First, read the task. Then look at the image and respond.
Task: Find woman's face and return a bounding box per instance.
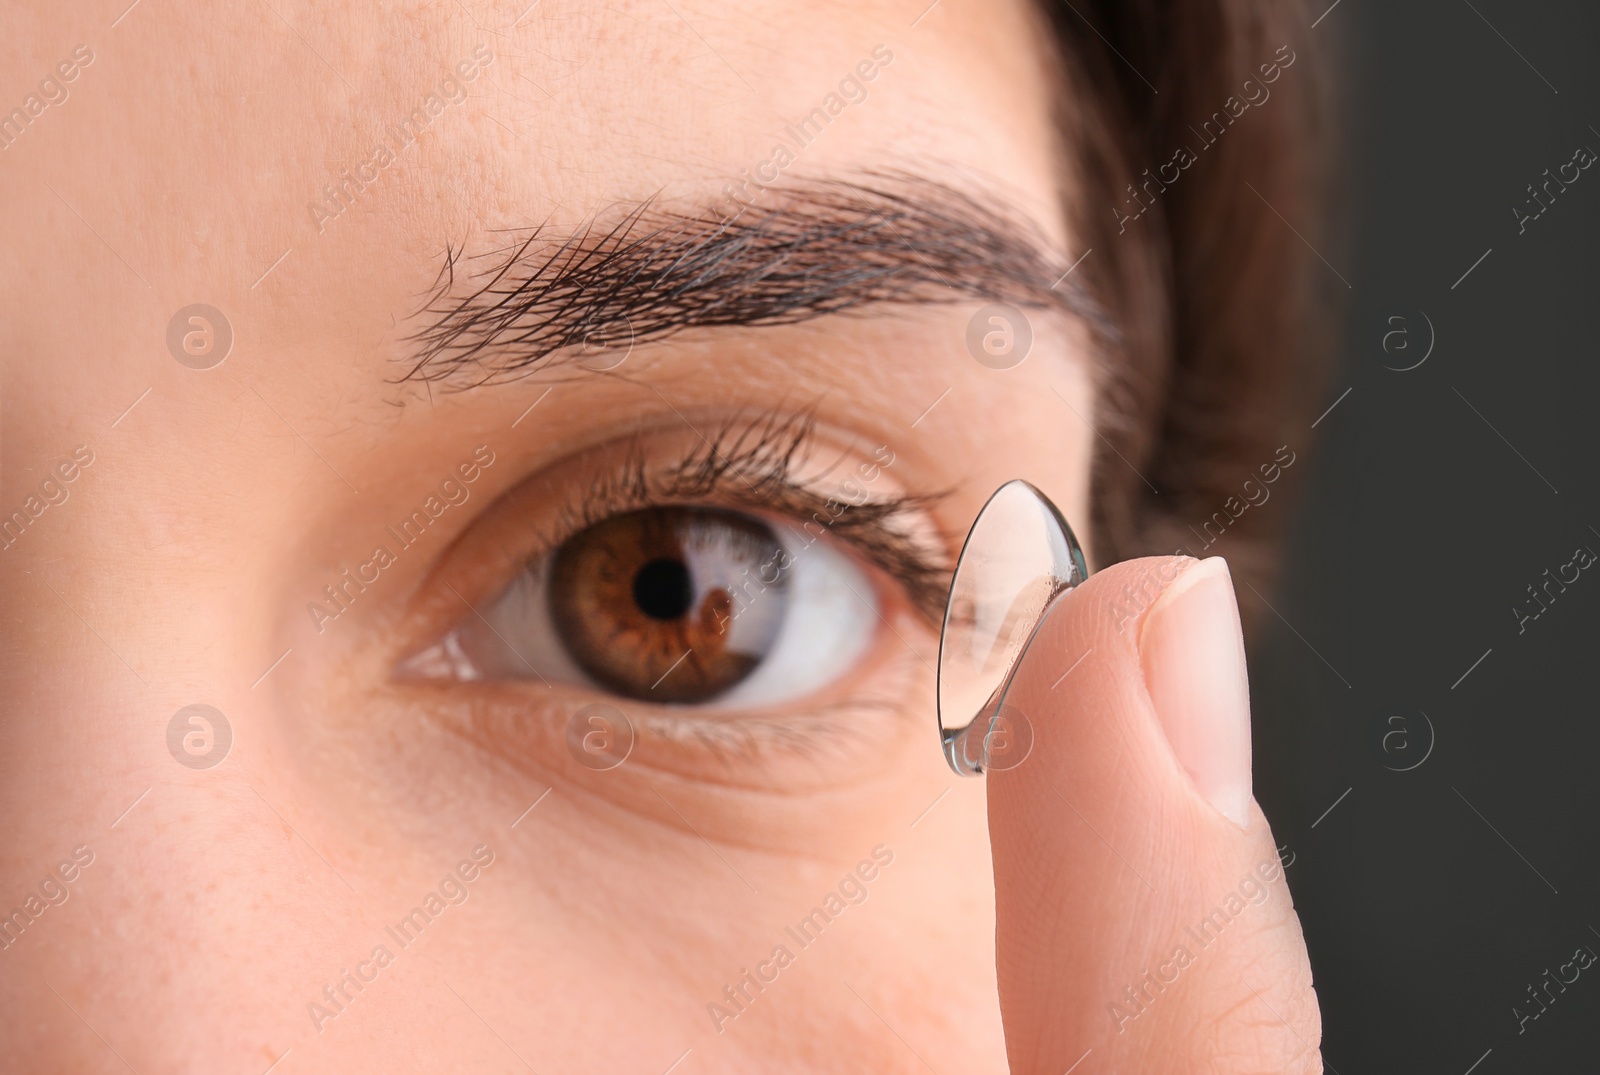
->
[1,0,1097,1069]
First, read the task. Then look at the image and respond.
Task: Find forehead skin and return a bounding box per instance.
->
[0,1,1093,1072]
[4,0,1068,324]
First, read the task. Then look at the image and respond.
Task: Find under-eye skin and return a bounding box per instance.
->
[399,412,951,742]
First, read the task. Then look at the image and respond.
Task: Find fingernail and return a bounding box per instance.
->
[1138,557,1253,828]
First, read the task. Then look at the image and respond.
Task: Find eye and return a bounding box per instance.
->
[411,504,879,708]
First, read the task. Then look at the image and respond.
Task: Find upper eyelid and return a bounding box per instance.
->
[527,417,951,625]
[556,453,950,625]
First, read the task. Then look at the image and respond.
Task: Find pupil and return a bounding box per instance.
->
[632,558,693,620]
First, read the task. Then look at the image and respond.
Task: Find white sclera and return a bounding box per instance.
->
[937,480,1088,775]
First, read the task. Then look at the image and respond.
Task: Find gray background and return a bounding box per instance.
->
[1251,0,1600,1070]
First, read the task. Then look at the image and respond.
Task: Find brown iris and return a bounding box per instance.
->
[549,507,789,703]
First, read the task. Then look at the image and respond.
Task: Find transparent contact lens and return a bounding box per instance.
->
[938,480,1089,775]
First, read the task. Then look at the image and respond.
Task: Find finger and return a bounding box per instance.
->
[987,556,1321,1074]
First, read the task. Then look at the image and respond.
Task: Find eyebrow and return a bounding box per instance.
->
[401,172,1106,388]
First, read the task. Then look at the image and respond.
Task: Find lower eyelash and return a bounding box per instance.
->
[432,644,927,777]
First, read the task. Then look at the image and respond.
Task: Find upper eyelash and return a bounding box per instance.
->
[542,410,952,624]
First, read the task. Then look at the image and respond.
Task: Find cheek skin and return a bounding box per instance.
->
[0,0,1085,1070]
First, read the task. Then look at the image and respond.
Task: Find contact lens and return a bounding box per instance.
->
[937,480,1089,775]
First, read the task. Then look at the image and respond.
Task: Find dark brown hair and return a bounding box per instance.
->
[1040,0,1338,623]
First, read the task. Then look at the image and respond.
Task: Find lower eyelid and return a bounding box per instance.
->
[413,631,933,794]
